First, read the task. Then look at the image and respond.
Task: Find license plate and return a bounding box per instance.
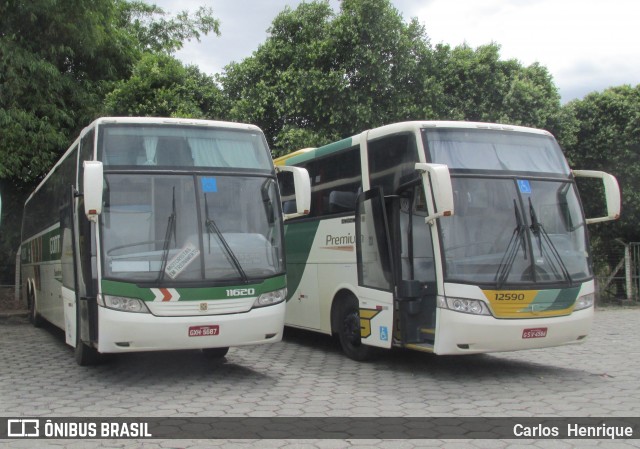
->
[188,325,220,337]
[522,327,547,339]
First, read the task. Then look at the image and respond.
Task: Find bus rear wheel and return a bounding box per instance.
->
[337,297,377,362]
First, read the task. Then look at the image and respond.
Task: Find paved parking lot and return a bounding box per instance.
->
[1,308,639,448]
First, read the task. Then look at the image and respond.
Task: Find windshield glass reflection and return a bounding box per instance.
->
[101,174,283,283]
[439,177,590,286]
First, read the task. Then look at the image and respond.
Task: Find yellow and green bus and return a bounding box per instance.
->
[276,121,620,361]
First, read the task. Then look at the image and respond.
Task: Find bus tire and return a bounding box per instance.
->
[201,347,229,358]
[28,288,43,328]
[337,296,377,362]
[75,303,100,366]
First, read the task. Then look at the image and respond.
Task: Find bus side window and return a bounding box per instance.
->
[297,146,361,219]
[368,133,419,195]
[328,190,357,214]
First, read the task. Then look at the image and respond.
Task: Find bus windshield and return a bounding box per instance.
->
[101,174,283,283]
[99,124,273,170]
[438,177,590,286]
[423,128,589,287]
[423,128,570,174]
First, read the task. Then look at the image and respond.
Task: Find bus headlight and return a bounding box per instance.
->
[437,296,491,316]
[574,293,595,311]
[253,288,287,308]
[100,295,150,313]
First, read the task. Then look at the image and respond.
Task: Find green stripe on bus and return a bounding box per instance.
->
[101,275,287,301]
[285,137,353,166]
[284,220,320,300]
[20,226,62,264]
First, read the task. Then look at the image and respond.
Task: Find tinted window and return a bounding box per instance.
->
[23,146,78,239]
[302,146,362,218]
[423,128,570,175]
[368,134,420,195]
[99,125,272,171]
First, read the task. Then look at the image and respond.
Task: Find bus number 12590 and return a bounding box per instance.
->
[494,292,526,301]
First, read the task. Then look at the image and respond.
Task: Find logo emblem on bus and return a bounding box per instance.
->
[200,303,208,311]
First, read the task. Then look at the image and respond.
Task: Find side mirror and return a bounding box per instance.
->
[573,170,621,224]
[276,166,311,220]
[83,161,104,221]
[415,162,454,224]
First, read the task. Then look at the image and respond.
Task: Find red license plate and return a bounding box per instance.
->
[522,327,547,339]
[188,325,220,337]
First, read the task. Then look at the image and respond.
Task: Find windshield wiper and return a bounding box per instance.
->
[204,193,248,283]
[157,187,177,284]
[495,200,528,288]
[528,198,573,285]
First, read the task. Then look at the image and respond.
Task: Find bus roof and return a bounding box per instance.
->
[85,117,263,135]
[25,117,266,206]
[273,148,315,166]
[276,121,554,166]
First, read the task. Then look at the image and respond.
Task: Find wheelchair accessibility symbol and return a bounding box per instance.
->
[517,180,531,194]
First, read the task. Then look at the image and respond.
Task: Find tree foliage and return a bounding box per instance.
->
[0,0,220,283]
[431,44,561,130]
[222,0,437,153]
[104,53,226,119]
[221,0,561,155]
[561,85,640,244]
[0,0,220,183]
[222,1,339,150]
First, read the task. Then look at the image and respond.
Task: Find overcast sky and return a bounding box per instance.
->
[149,0,640,104]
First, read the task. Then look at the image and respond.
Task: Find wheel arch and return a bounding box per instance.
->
[330,288,359,336]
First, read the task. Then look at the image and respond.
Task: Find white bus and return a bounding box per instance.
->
[275,121,620,361]
[20,117,310,365]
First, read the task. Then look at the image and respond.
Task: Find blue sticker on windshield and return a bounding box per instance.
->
[202,177,218,193]
[517,180,531,194]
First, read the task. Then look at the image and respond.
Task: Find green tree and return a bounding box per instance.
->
[0,0,220,286]
[0,0,220,183]
[223,0,436,155]
[327,0,434,133]
[104,53,226,119]
[223,1,339,152]
[430,43,561,130]
[222,0,562,156]
[561,85,640,244]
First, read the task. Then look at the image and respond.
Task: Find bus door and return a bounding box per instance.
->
[393,184,438,350]
[62,183,96,348]
[355,185,440,350]
[354,188,394,349]
[356,177,453,352]
[61,185,78,345]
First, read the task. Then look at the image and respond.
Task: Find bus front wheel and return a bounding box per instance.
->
[75,302,101,366]
[28,288,43,327]
[337,297,377,362]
